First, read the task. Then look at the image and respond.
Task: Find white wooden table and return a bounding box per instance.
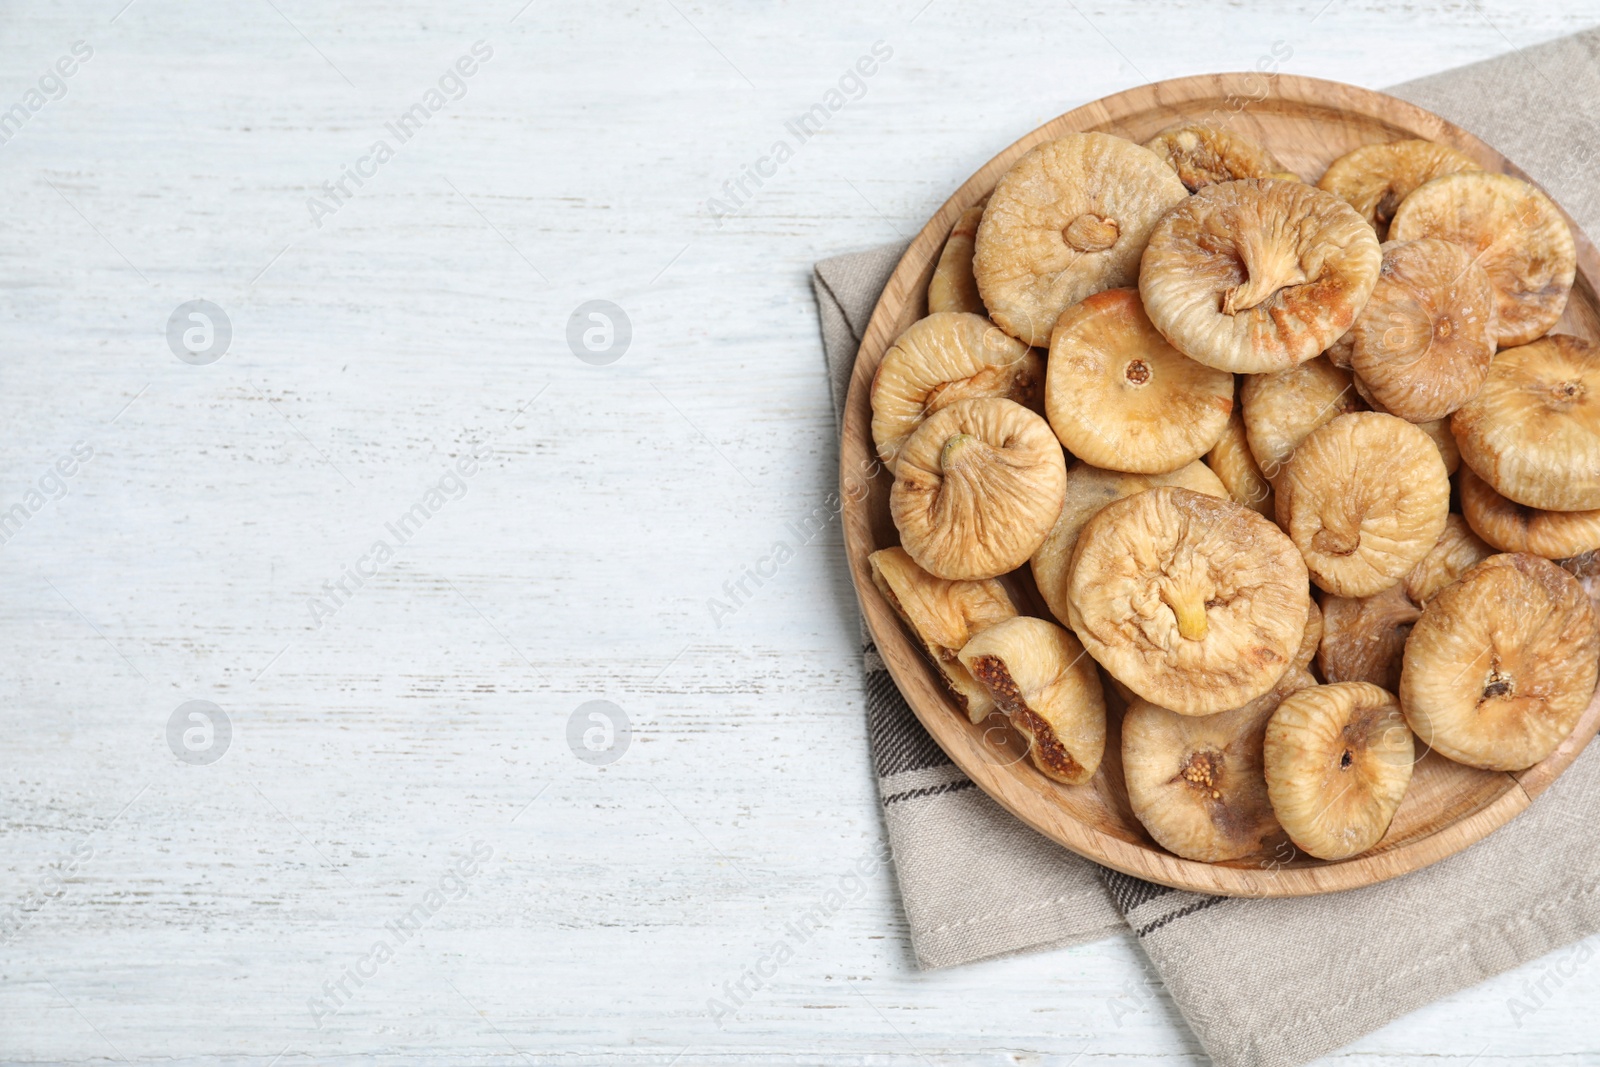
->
[2,1,1598,1063]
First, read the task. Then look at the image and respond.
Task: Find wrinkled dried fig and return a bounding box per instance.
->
[1066,487,1309,715]
[975,133,1189,346]
[1241,355,1361,481]
[871,312,1042,473]
[1143,123,1298,192]
[1140,179,1382,373]
[891,398,1067,580]
[928,200,988,314]
[958,616,1106,784]
[1317,139,1480,239]
[1265,682,1414,861]
[1207,402,1275,518]
[1045,288,1233,473]
[1388,171,1576,347]
[1276,412,1450,597]
[1401,553,1599,770]
[1452,334,1600,512]
[1403,513,1493,607]
[1460,466,1600,558]
[1316,584,1421,691]
[869,547,1018,723]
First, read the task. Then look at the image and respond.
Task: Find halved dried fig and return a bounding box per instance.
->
[871,312,1041,473]
[1140,179,1382,373]
[1241,355,1361,481]
[958,616,1106,784]
[1348,238,1497,421]
[869,546,1018,723]
[928,200,988,315]
[1206,402,1275,518]
[1143,123,1298,192]
[1044,288,1233,473]
[1388,171,1576,347]
[1316,584,1421,691]
[1460,466,1600,558]
[1265,682,1414,861]
[1031,460,1226,625]
[975,133,1190,346]
[1316,139,1480,239]
[1403,513,1493,607]
[1452,335,1600,512]
[1276,412,1450,596]
[1066,487,1310,715]
[891,398,1067,580]
[1400,553,1600,770]
[1122,669,1313,863]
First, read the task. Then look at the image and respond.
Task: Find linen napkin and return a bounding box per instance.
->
[815,27,1600,1067]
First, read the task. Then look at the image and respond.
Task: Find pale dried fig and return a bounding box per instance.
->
[1401,553,1599,770]
[1276,412,1451,597]
[975,133,1189,346]
[1206,402,1275,518]
[1241,355,1361,481]
[928,200,988,314]
[869,547,1018,723]
[1316,584,1421,691]
[1265,682,1414,861]
[1044,288,1233,473]
[958,616,1106,784]
[1317,139,1480,239]
[1143,123,1298,192]
[1140,179,1382,373]
[1066,487,1309,715]
[1452,335,1600,512]
[1460,466,1600,558]
[1031,460,1226,625]
[1403,513,1493,607]
[871,312,1041,473]
[1388,171,1576,347]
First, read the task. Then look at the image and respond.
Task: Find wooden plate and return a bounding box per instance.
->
[839,72,1600,898]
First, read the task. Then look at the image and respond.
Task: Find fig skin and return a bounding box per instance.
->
[1140,179,1382,373]
[891,397,1067,581]
[975,133,1189,347]
[1388,170,1576,347]
[1451,334,1600,512]
[928,201,988,315]
[958,616,1106,785]
[1403,513,1493,607]
[1460,466,1600,558]
[1400,553,1600,771]
[1044,288,1234,474]
[1143,123,1298,192]
[1293,597,1324,674]
[1350,375,1461,474]
[1316,139,1480,239]
[1207,402,1275,519]
[1316,584,1421,692]
[1066,486,1310,716]
[871,312,1041,474]
[1241,355,1361,482]
[869,547,1018,723]
[1276,412,1451,597]
[1265,682,1415,861]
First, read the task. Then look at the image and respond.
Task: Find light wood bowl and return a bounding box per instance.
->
[840,73,1600,898]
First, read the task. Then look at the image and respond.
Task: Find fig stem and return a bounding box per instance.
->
[1164,588,1209,641]
[1222,247,1308,314]
[939,433,979,472]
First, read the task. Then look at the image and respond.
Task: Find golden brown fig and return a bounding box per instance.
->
[1316,139,1480,239]
[1044,288,1233,474]
[891,398,1067,580]
[1388,171,1576,347]
[1030,460,1226,625]
[1459,466,1600,559]
[869,547,1018,723]
[871,312,1041,474]
[1241,355,1361,482]
[1206,402,1275,518]
[1348,239,1496,422]
[975,133,1189,346]
[1276,412,1451,597]
[1265,682,1414,861]
[958,616,1106,785]
[1122,669,1314,863]
[1140,179,1382,373]
[1316,584,1421,691]
[1403,513,1493,607]
[1066,487,1309,715]
[1143,123,1298,192]
[1452,335,1600,512]
[1294,597,1324,674]
[928,201,988,314]
[1401,553,1599,770]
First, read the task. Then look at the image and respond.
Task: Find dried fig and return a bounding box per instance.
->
[928,200,987,315]
[1140,179,1382,373]
[1400,553,1600,771]
[1452,335,1600,512]
[1143,123,1298,192]
[1403,513,1492,607]
[1315,584,1421,691]
[871,312,1041,473]
[869,546,1017,723]
[1241,355,1361,481]
[891,398,1067,580]
[1066,487,1310,715]
[1316,139,1480,239]
[1207,402,1275,518]
[1265,682,1414,861]
[1044,288,1233,473]
[1388,171,1576,347]
[975,133,1189,346]
[1460,466,1600,558]
[958,616,1106,784]
[1276,412,1450,597]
